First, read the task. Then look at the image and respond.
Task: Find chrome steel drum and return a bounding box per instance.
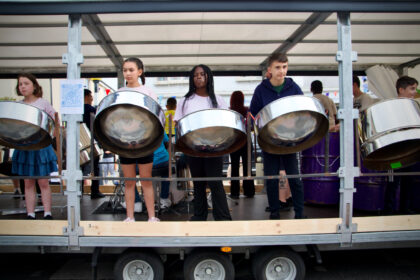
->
[62,123,103,166]
[255,96,329,154]
[0,101,54,150]
[79,142,103,166]
[176,109,247,157]
[359,98,420,170]
[94,90,165,158]
[80,122,92,150]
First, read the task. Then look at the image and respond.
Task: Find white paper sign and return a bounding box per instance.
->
[60,79,84,114]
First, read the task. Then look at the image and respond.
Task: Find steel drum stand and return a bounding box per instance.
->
[107,160,125,211]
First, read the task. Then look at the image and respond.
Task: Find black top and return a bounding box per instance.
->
[83,104,96,131]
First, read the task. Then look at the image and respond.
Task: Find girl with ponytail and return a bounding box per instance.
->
[118,57,159,222]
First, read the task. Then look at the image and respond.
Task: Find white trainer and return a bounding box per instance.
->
[123,217,135,222]
[148,217,160,222]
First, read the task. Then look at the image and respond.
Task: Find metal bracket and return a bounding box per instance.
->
[337,108,359,120]
[62,53,84,64]
[336,50,358,62]
[337,222,358,246]
[337,167,360,178]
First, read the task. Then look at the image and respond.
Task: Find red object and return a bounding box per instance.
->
[105,89,110,95]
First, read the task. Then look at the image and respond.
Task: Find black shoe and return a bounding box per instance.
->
[229,194,239,199]
[90,192,105,199]
[286,197,293,206]
[13,189,21,199]
[294,214,306,219]
[44,214,53,220]
[244,192,254,198]
[269,212,280,220]
[26,215,36,220]
[279,201,291,211]
[265,201,291,212]
[190,215,206,221]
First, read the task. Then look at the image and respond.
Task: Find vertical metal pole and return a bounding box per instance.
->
[336,12,358,245]
[117,69,124,88]
[62,14,84,249]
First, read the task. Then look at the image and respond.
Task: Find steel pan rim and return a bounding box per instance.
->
[176,127,247,157]
[95,90,165,127]
[255,96,327,129]
[0,101,55,150]
[361,127,420,159]
[175,109,247,157]
[93,90,165,158]
[255,96,329,154]
[176,108,245,135]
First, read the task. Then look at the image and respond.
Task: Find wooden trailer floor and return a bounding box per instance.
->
[0,191,407,222]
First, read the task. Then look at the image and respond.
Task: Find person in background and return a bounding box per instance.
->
[118,57,159,222]
[99,151,116,186]
[82,89,105,199]
[311,80,339,132]
[353,75,377,112]
[12,73,58,219]
[0,147,24,198]
[228,90,255,199]
[384,76,419,215]
[165,97,177,139]
[396,76,418,99]
[249,53,304,220]
[174,64,232,221]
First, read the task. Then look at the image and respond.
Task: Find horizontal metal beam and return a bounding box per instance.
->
[1,19,420,28]
[1,40,420,47]
[1,1,420,15]
[1,52,417,60]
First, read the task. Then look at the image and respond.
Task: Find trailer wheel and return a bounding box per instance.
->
[252,248,305,280]
[114,251,164,280]
[184,251,235,280]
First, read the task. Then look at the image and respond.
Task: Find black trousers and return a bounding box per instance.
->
[186,156,232,221]
[385,163,420,213]
[230,143,255,197]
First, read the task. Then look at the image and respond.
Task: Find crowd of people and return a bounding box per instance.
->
[0,53,418,222]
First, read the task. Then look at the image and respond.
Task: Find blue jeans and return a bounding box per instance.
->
[263,151,304,218]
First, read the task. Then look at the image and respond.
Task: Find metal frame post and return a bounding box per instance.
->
[336,12,358,245]
[62,14,84,249]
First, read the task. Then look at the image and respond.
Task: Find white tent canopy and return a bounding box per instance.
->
[0,1,419,77]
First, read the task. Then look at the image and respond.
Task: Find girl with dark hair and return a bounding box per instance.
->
[229,90,255,198]
[13,73,58,219]
[174,65,232,221]
[118,57,159,222]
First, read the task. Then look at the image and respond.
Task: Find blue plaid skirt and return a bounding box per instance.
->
[12,145,58,176]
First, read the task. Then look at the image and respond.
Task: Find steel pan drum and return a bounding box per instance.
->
[176,109,247,157]
[255,96,329,154]
[94,90,165,158]
[62,123,103,166]
[0,101,54,150]
[359,98,420,170]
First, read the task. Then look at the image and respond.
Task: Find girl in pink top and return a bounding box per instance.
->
[174,65,232,221]
[12,73,58,220]
[118,57,159,222]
